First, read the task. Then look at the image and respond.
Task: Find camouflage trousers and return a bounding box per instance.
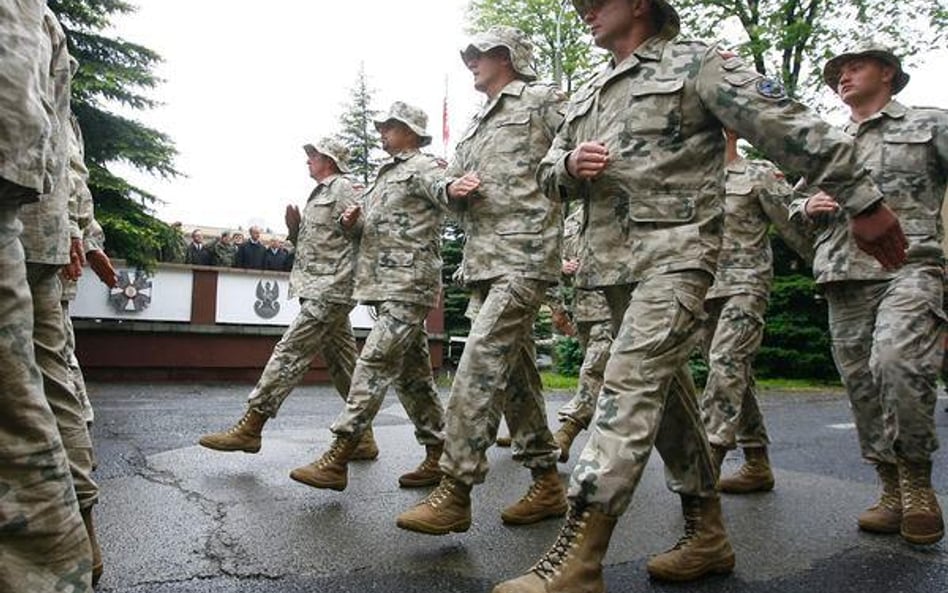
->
[557,318,613,428]
[570,272,718,516]
[0,200,92,592]
[62,303,93,424]
[441,276,558,486]
[331,301,444,445]
[696,293,770,450]
[247,298,356,417]
[27,263,98,510]
[823,263,945,464]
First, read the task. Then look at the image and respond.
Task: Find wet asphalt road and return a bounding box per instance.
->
[88,383,948,593]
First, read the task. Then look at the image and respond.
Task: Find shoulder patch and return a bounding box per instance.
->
[756,77,786,99]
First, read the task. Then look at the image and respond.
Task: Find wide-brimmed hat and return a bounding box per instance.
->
[373,101,432,147]
[823,40,910,94]
[303,137,351,173]
[460,25,538,81]
[571,0,680,39]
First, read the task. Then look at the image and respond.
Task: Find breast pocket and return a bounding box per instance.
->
[880,130,932,210]
[626,79,685,136]
[491,113,531,154]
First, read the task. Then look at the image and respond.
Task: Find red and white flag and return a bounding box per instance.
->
[442,75,450,154]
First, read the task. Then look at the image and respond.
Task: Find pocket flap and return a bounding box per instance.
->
[495,112,531,127]
[379,250,414,267]
[630,79,684,97]
[723,70,760,87]
[883,130,932,144]
[629,195,696,223]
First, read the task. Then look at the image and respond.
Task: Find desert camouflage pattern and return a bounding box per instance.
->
[351,150,445,308]
[556,319,612,428]
[708,158,813,300]
[824,264,944,464]
[461,25,538,81]
[247,298,357,417]
[62,115,101,302]
[0,200,92,593]
[0,1,53,196]
[562,207,611,322]
[331,301,444,446]
[440,277,559,484]
[539,36,884,291]
[288,174,358,303]
[19,9,76,265]
[440,79,565,283]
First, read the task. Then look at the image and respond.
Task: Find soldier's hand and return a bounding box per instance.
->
[804,191,839,217]
[340,204,361,229]
[566,141,609,180]
[285,204,301,236]
[447,172,481,200]
[562,259,580,276]
[62,238,85,281]
[850,203,908,271]
[87,249,118,288]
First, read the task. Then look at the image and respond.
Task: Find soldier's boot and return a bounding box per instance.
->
[398,443,443,488]
[491,504,618,593]
[198,408,267,453]
[898,459,944,545]
[553,419,583,463]
[81,506,103,587]
[718,446,775,494]
[351,426,380,461]
[501,467,569,525]
[288,435,358,491]
[857,462,902,534]
[395,476,472,535]
[496,435,512,447]
[646,495,736,582]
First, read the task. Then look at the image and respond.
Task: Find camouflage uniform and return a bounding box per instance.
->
[210,238,237,267]
[246,168,360,417]
[0,3,93,591]
[330,141,446,446]
[539,34,885,517]
[435,66,567,484]
[792,99,948,465]
[697,158,812,450]
[556,207,612,429]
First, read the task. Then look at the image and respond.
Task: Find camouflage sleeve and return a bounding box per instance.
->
[753,161,815,263]
[537,117,582,203]
[933,110,948,173]
[330,178,359,224]
[83,218,105,253]
[538,85,567,142]
[695,48,883,217]
[434,153,467,213]
[413,155,450,213]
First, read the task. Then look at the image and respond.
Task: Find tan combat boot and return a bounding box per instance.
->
[395,476,472,534]
[398,443,443,488]
[857,462,901,534]
[718,446,775,494]
[351,426,380,461]
[492,504,618,593]
[288,435,358,491]
[80,506,103,587]
[553,419,583,463]
[898,459,944,545]
[646,495,736,582]
[501,467,568,525]
[198,408,267,453]
[496,435,512,447]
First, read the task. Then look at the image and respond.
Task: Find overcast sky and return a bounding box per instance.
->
[109,1,947,234]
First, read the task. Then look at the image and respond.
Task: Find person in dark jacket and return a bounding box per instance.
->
[235,225,266,269]
[185,229,213,266]
[263,237,292,271]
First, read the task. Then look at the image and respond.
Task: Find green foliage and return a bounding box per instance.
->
[466,0,601,92]
[554,336,583,377]
[335,64,382,185]
[441,222,470,336]
[49,0,181,267]
[541,371,578,391]
[674,0,948,102]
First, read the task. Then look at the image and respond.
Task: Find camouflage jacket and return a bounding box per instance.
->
[0,1,52,197]
[20,9,76,265]
[440,80,565,283]
[210,240,237,267]
[538,35,883,290]
[62,115,104,301]
[563,206,610,322]
[791,101,948,284]
[708,158,813,300]
[288,174,358,303]
[350,150,445,308]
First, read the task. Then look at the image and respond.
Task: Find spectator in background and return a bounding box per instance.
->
[211,230,237,267]
[232,231,245,246]
[235,225,266,269]
[263,237,292,271]
[185,229,213,266]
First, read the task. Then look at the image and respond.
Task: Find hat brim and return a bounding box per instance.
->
[373,117,432,147]
[459,40,538,81]
[303,143,351,173]
[822,51,910,94]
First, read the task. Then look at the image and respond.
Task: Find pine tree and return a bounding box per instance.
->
[335,64,382,185]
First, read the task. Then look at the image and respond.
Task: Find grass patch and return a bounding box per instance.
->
[757,377,843,391]
[542,372,578,391]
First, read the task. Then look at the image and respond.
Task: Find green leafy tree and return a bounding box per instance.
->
[335,63,382,185]
[441,221,470,337]
[49,0,182,267]
[675,0,948,100]
[467,0,600,92]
